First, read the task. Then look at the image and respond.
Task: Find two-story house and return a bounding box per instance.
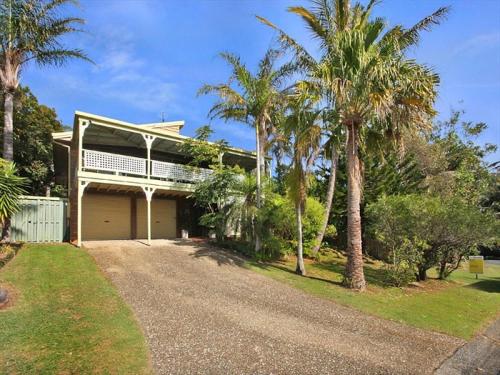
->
[52,111,256,246]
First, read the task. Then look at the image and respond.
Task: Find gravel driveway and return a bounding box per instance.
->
[85,240,463,375]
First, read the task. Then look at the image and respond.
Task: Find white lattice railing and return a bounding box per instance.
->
[82,149,212,183]
[151,160,212,182]
[83,149,146,176]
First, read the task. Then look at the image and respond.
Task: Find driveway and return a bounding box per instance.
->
[85,240,463,375]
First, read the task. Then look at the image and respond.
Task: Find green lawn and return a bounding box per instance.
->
[0,244,151,374]
[247,253,500,339]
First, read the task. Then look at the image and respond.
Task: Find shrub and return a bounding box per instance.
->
[0,245,16,268]
[258,193,323,259]
[366,194,499,283]
[382,240,422,287]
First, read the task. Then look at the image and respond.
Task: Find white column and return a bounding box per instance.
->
[142,186,156,245]
[218,151,224,168]
[77,180,90,247]
[142,134,156,180]
[79,119,90,171]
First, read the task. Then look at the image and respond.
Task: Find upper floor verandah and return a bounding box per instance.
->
[53,111,257,191]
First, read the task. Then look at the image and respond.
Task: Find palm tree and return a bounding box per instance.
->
[0,0,89,161]
[283,94,322,275]
[231,172,258,243]
[259,0,447,290]
[199,49,294,253]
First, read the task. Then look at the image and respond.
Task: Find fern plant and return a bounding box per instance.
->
[0,159,26,241]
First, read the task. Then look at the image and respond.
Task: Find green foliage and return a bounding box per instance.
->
[0,0,90,73]
[0,87,64,195]
[0,159,26,225]
[199,49,293,130]
[381,240,422,287]
[258,194,324,259]
[480,167,499,218]
[191,166,241,241]
[177,125,227,168]
[363,153,425,202]
[407,109,495,206]
[230,172,258,243]
[323,224,337,243]
[183,125,256,243]
[366,194,499,283]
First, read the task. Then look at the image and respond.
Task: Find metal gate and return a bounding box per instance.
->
[11,196,68,243]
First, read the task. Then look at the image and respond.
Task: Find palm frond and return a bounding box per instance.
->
[288,6,329,41]
[256,15,315,71]
[399,6,450,49]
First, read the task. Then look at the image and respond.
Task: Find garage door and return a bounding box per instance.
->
[82,194,131,240]
[137,198,176,239]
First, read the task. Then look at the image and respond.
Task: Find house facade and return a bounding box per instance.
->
[53,111,256,246]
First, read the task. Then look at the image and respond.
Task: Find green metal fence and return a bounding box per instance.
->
[11,196,68,243]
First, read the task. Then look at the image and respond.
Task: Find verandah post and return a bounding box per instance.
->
[142,134,156,180]
[76,119,90,247]
[142,186,156,245]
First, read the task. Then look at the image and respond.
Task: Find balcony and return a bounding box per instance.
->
[82,149,212,184]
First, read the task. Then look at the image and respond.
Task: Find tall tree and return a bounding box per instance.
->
[0,86,64,195]
[283,94,322,275]
[199,49,294,253]
[259,0,446,291]
[0,0,89,161]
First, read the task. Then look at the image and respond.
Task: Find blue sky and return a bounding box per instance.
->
[23,0,500,162]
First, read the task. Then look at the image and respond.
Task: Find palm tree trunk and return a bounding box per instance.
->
[344,122,366,291]
[3,90,14,161]
[295,201,306,276]
[1,90,15,242]
[1,217,11,243]
[312,145,338,255]
[254,121,262,254]
[259,125,267,178]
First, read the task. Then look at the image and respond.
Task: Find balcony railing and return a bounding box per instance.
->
[82,149,212,184]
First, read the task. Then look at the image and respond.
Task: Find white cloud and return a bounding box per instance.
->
[452,32,500,57]
[50,21,178,115]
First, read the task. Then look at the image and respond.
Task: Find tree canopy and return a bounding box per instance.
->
[1,86,64,195]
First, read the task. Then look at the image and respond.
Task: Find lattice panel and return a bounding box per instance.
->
[83,149,146,176]
[151,160,212,182]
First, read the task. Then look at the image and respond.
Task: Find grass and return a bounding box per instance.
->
[0,244,151,374]
[247,252,500,339]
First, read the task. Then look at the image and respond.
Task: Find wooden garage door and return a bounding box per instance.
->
[82,194,131,240]
[137,198,176,239]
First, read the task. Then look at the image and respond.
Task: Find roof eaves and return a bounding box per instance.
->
[73,111,257,160]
